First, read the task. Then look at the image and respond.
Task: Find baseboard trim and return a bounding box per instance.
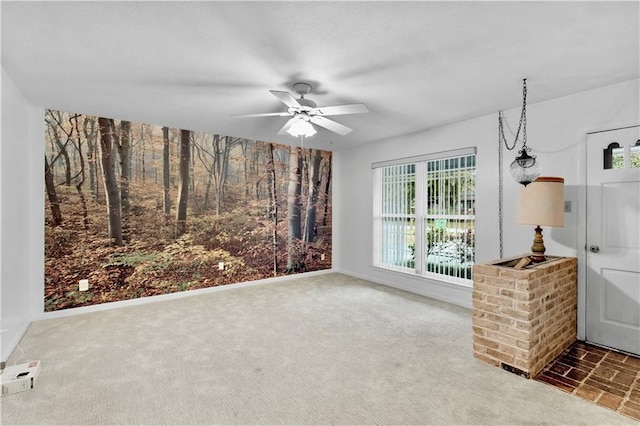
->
[1,319,31,364]
[333,268,472,309]
[37,269,335,321]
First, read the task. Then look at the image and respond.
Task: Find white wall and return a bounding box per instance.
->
[1,66,44,362]
[334,79,640,324]
[0,71,637,361]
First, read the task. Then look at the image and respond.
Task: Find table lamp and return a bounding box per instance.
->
[517,176,565,262]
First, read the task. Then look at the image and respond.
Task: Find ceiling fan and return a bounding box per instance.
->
[232,82,369,137]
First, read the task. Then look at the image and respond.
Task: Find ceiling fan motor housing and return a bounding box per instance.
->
[292,82,312,95]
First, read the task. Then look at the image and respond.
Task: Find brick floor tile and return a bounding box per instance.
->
[567,346,588,359]
[565,368,589,382]
[619,406,640,422]
[536,374,575,393]
[613,372,637,386]
[605,351,628,363]
[624,400,640,412]
[584,378,626,397]
[536,341,640,422]
[583,352,605,363]
[623,356,640,368]
[575,384,602,402]
[593,365,618,381]
[600,358,630,372]
[549,362,572,376]
[559,355,598,370]
[596,392,623,410]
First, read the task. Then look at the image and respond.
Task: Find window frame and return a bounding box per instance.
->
[372,147,477,285]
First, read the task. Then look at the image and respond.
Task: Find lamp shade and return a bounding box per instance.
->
[517,176,565,227]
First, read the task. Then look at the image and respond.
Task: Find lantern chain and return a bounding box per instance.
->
[498,79,528,152]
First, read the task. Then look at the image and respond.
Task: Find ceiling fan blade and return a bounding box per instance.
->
[309,116,353,136]
[312,103,369,116]
[231,112,291,119]
[276,117,297,136]
[269,90,301,108]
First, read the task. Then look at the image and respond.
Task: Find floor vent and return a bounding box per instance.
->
[501,363,530,379]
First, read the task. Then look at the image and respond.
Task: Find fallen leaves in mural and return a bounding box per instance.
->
[44,113,332,311]
[45,185,331,311]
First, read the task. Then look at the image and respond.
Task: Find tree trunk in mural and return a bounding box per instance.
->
[117,120,131,210]
[83,117,99,202]
[98,117,123,246]
[44,110,333,313]
[175,129,190,237]
[267,143,278,276]
[71,114,89,232]
[286,146,303,272]
[162,126,171,218]
[44,156,63,227]
[303,149,322,243]
[242,140,250,201]
[117,120,132,241]
[322,152,332,226]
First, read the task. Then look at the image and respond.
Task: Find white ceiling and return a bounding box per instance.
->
[2,1,638,151]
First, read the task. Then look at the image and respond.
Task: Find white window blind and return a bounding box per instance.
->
[373,148,476,284]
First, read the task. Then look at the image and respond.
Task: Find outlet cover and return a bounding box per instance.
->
[79,279,89,291]
[218,262,225,271]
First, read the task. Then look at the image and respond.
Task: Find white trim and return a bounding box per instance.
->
[370,265,473,289]
[371,147,477,169]
[335,267,472,309]
[36,269,334,321]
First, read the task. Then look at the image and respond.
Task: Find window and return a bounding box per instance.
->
[373,148,476,284]
[604,140,640,169]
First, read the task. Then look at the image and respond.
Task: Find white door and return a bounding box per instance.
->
[586,126,640,355]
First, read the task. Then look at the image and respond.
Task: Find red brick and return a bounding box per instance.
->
[597,392,623,410]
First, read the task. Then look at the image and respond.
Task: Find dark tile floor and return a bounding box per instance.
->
[536,341,640,421]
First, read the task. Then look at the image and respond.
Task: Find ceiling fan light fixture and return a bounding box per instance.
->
[287,117,316,137]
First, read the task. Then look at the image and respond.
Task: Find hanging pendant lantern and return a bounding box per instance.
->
[509,147,540,186]
[498,79,540,186]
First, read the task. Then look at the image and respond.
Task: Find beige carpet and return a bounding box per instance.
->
[0,273,633,425]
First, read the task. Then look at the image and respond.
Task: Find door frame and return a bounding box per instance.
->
[578,121,640,343]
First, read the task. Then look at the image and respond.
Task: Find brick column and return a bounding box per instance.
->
[472,255,577,378]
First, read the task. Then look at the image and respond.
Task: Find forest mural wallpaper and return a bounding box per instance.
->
[44,110,332,311]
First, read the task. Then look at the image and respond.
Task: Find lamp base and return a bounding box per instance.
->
[530,225,546,263]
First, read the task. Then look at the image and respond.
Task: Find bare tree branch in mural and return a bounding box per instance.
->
[193,134,216,211]
[98,117,124,246]
[286,145,303,272]
[175,129,191,237]
[45,110,72,186]
[303,149,322,244]
[267,143,278,275]
[44,156,63,227]
[44,109,333,312]
[45,111,90,229]
[193,135,241,215]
